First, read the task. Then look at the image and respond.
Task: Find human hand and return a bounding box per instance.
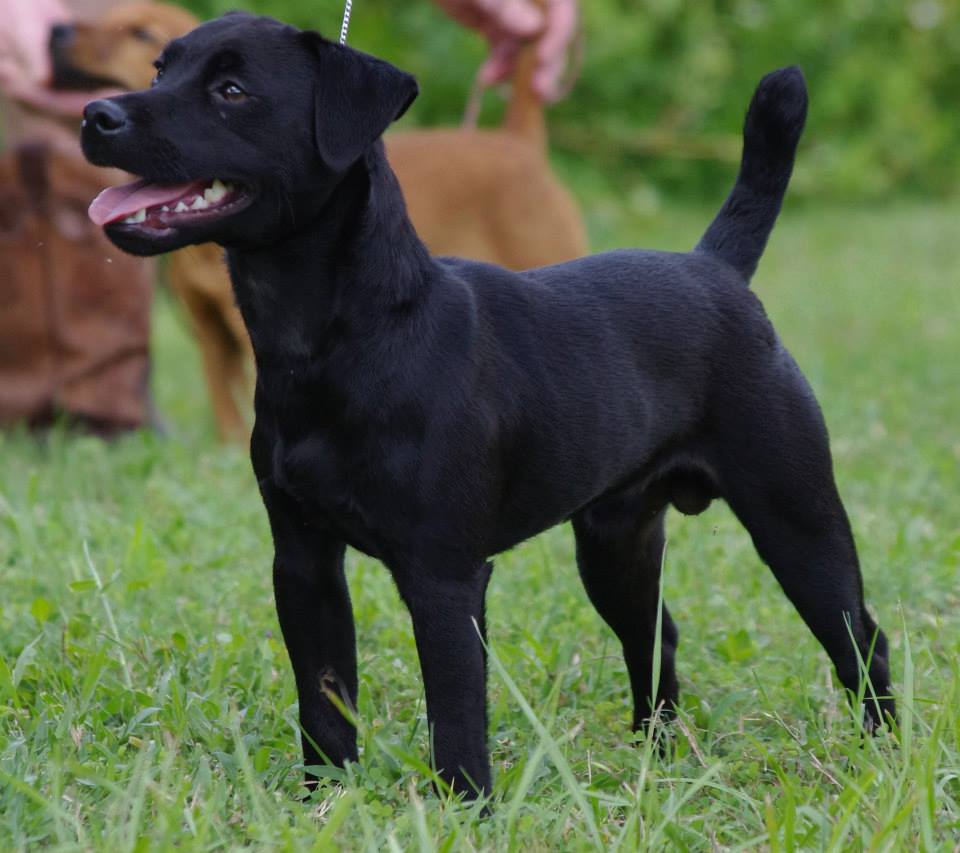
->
[0,0,117,116]
[0,0,70,86]
[435,0,577,102]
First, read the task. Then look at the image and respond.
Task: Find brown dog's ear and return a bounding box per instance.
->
[300,31,418,172]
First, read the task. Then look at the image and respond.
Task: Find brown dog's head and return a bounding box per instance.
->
[49,1,199,91]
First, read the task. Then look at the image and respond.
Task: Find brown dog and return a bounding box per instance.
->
[54,1,588,441]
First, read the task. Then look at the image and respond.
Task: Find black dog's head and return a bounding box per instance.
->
[81,12,418,255]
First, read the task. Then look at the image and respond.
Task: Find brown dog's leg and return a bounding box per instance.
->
[198,317,249,443]
[175,280,249,442]
[220,298,255,435]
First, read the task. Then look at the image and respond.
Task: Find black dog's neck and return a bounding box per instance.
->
[227,141,433,368]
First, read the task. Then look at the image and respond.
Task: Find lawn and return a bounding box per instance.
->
[1,197,958,851]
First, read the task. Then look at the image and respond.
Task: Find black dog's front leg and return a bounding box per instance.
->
[395,561,493,798]
[264,491,358,786]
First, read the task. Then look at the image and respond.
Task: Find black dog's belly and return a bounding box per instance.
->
[314,504,388,559]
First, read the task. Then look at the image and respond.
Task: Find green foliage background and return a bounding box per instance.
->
[176,0,960,201]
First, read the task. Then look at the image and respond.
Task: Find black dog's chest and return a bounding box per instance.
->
[267,422,410,559]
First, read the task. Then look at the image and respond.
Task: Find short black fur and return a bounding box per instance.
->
[81,13,895,799]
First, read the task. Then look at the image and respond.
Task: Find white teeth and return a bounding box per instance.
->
[140,182,235,221]
[204,178,230,204]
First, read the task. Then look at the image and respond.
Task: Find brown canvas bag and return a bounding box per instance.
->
[0,142,154,434]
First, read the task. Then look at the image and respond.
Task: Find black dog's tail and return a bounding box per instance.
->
[695,66,808,282]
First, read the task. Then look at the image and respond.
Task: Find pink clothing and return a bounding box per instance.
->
[0,0,120,148]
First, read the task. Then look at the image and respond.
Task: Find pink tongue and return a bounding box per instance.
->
[88,178,206,226]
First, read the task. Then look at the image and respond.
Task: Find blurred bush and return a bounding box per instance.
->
[182,0,960,199]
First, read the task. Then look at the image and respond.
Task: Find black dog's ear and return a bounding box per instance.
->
[300,31,418,172]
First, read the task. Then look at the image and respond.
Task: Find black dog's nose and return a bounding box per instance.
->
[49,23,73,46]
[83,99,128,135]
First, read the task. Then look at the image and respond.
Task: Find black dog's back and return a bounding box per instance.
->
[433,66,810,484]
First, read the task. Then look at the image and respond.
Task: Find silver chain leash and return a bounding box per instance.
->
[339,0,353,44]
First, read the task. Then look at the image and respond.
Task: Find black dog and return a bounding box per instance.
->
[81,13,894,798]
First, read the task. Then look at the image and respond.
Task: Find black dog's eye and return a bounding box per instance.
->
[217,82,248,103]
[151,60,163,86]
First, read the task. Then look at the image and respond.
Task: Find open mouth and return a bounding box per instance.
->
[50,62,123,92]
[88,177,253,232]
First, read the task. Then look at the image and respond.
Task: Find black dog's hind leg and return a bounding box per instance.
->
[394,561,493,798]
[265,492,359,786]
[572,508,679,730]
[716,375,894,728]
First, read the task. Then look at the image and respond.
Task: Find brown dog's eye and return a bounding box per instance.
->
[218,82,248,103]
[131,27,156,43]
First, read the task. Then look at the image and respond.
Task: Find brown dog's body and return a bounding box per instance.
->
[57,1,587,441]
[390,130,585,269]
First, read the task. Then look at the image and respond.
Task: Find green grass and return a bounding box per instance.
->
[2,198,959,851]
